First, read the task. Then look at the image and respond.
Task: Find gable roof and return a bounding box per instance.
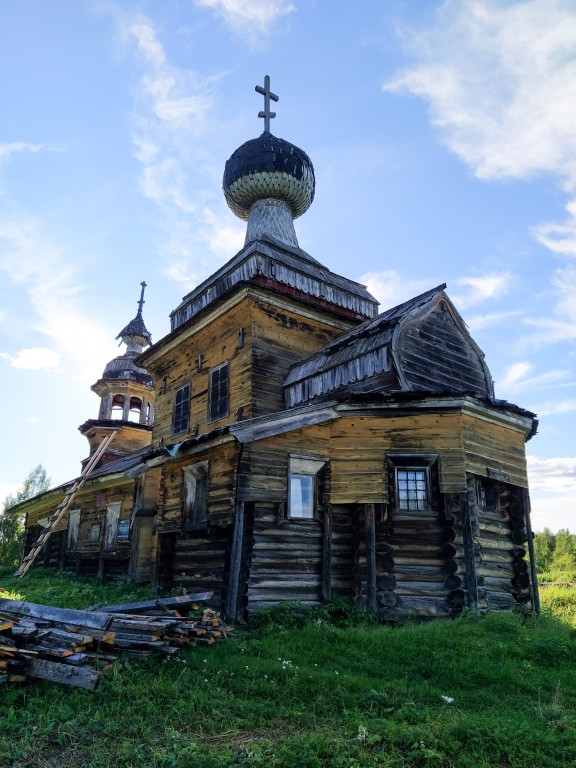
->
[284,285,494,407]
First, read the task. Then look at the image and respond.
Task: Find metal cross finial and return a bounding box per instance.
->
[255,75,278,133]
[137,281,147,315]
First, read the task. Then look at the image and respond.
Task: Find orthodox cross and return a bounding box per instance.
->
[137,281,147,315]
[255,75,278,133]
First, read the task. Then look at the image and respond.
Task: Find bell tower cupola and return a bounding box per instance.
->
[79,282,155,468]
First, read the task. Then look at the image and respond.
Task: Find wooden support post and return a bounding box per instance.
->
[460,486,480,611]
[321,505,332,602]
[365,504,377,612]
[522,487,541,614]
[226,501,244,622]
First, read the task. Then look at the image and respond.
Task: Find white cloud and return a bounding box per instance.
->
[359,269,438,311]
[0,347,60,371]
[535,399,576,417]
[0,216,115,382]
[119,13,241,285]
[497,360,571,394]
[465,310,521,332]
[451,271,512,308]
[528,455,576,532]
[194,0,295,39]
[0,142,42,160]
[387,0,576,261]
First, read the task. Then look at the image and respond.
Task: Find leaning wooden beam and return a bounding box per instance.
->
[87,592,213,615]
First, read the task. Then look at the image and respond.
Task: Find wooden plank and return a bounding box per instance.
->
[0,600,111,630]
[365,504,376,611]
[26,658,101,690]
[88,592,213,614]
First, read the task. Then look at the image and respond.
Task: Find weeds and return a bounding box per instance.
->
[1,572,576,767]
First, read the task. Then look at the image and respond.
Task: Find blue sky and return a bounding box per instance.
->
[1,0,575,532]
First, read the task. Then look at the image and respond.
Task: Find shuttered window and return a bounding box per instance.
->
[209,363,229,422]
[172,383,191,436]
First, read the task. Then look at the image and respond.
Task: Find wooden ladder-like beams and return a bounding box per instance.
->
[16,431,118,578]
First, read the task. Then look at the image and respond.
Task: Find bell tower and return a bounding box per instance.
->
[79,282,155,468]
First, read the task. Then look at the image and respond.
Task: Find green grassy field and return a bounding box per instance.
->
[1,569,575,768]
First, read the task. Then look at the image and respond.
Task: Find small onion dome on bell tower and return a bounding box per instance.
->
[78,282,155,469]
[223,75,315,248]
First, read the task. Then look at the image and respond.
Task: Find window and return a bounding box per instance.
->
[111,394,125,420]
[172,383,191,436]
[128,397,142,423]
[209,363,229,422]
[183,462,209,529]
[67,509,81,550]
[288,456,326,519]
[104,502,121,548]
[387,454,438,512]
[396,468,429,511]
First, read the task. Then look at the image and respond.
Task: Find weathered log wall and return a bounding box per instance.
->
[246,503,323,613]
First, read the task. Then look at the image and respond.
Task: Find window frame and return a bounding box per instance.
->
[208,362,229,423]
[182,461,209,531]
[66,508,81,550]
[287,456,327,520]
[386,453,438,513]
[172,382,191,436]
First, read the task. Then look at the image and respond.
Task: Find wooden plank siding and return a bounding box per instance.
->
[250,297,348,416]
[157,442,238,534]
[399,302,492,397]
[462,414,529,487]
[149,301,254,446]
[330,413,467,503]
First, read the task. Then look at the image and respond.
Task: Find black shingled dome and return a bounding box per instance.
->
[223,132,315,219]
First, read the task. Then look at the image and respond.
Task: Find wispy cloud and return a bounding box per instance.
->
[0,347,60,371]
[194,0,296,41]
[527,455,576,531]
[359,269,438,310]
[535,399,576,417]
[465,310,521,332]
[118,12,242,288]
[0,216,114,382]
[498,360,571,394]
[451,271,512,309]
[0,142,43,160]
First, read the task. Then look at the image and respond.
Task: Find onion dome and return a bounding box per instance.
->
[223,132,315,221]
[222,76,315,250]
[102,282,153,386]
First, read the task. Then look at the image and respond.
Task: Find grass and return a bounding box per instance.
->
[1,570,576,767]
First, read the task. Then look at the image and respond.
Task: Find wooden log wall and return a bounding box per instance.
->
[246,502,323,613]
[170,527,231,609]
[471,476,533,611]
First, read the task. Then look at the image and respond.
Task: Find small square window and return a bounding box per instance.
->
[209,363,229,422]
[173,383,191,436]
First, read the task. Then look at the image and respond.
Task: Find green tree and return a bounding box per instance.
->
[0,464,50,567]
[533,528,555,574]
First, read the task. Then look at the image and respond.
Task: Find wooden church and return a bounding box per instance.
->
[14,78,539,621]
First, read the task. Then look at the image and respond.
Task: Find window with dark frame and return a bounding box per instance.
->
[387,454,438,513]
[172,382,191,436]
[209,362,229,422]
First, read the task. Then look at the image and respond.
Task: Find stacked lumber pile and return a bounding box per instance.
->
[0,592,232,690]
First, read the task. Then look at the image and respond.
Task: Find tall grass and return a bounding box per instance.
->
[1,570,576,768]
